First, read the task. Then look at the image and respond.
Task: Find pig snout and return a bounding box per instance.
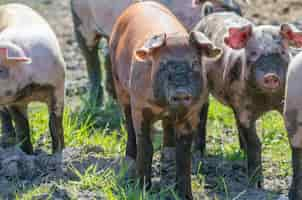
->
[169,89,193,108]
[263,73,281,90]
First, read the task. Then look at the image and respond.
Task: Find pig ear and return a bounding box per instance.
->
[0,47,32,64]
[280,23,302,48]
[135,33,166,61]
[224,24,253,49]
[190,31,223,59]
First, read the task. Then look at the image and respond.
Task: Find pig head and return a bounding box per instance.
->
[132,32,222,118]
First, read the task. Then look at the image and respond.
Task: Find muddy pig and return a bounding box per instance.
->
[0,4,65,154]
[70,0,244,105]
[109,1,222,198]
[193,5,302,194]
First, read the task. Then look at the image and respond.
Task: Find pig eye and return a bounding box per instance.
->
[0,67,9,79]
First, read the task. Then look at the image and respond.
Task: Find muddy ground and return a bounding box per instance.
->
[0,0,301,199]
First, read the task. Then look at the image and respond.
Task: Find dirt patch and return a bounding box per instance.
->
[0,146,114,199]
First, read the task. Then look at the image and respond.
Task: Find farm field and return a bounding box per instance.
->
[0,0,301,199]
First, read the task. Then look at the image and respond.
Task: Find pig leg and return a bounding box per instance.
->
[122,104,137,179]
[72,11,103,105]
[9,105,33,154]
[0,107,16,147]
[161,118,176,188]
[124,104,137,159]
[132,108,153,189]
[194,102,209,157]
[48,87,65,154]
[289,148,302,200]
[235,112,263,188]
[284,109,302,199]
[104,42,117,100]
[175,121,196,200]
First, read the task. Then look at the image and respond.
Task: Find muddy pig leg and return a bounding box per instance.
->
[235,110,263,188]
[71,8,103,105]
[9,105,33,154]
[0,107,15,147]
[132,107,153,189]
[48,86,65,154]
[161,118,176,188]
[194,102,209,158]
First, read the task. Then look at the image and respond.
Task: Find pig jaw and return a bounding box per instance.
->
[152,59,202,117]
[250,54,287,95]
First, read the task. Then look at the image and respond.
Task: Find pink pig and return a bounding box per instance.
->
[0,4,65,154]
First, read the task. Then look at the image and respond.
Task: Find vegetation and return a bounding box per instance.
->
[12,94,290,199]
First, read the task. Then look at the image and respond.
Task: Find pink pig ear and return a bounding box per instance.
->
[280,24,302,48]
[224,24,253,49]
[0,47,32,65]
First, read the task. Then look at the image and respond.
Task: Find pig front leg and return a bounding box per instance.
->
[161,118,176,188]
[0,107,15,147]
[9,105,33,154]
[234,110,263,188]
[194,102,209,157]
[175,117,198,200]
[132,107,154,189]
[48,87,65,154]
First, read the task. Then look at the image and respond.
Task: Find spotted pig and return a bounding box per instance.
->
[193,6,302,195]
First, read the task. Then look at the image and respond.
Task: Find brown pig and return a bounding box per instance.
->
[109,1,222,199]
[193,4,302,196]
[0,4,65,154]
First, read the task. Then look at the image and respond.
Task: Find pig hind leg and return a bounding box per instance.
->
[72,14,103,105]
[235,113,263,188]
[48,87,65,154]
[9,105,33,154]
[0,107,16,147]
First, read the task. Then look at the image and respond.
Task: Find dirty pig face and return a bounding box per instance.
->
[135,32,222,116]
[153,56,202,113]
[245,26,290,94]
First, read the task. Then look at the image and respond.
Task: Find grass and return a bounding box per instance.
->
[9,93,291,199]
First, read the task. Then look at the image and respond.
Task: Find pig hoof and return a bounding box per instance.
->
[160,147,176,188]
[121,156,136,182]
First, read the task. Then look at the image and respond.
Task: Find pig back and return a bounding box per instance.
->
[194,12,252,48]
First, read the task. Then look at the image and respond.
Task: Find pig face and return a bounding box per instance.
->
[225,24,302,95]
[0,42,31,104]
[135,32,222,115]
